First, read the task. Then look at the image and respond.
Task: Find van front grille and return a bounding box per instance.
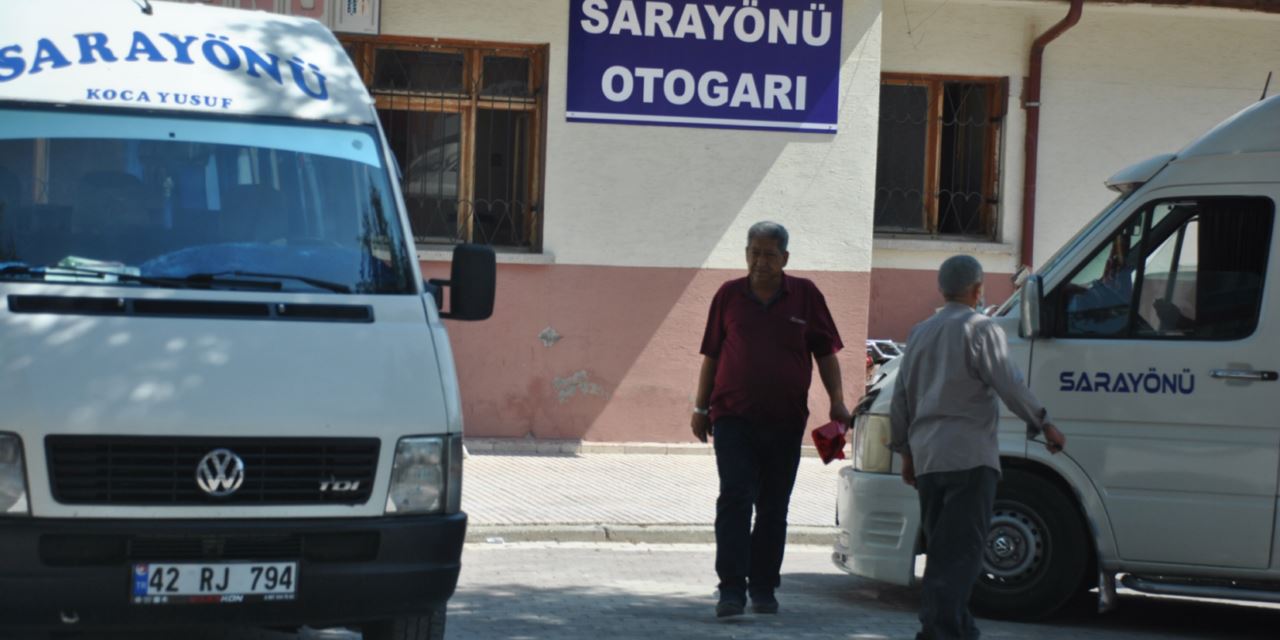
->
[46,436,379,506]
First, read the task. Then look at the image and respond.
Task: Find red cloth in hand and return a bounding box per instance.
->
[811,420,848,465]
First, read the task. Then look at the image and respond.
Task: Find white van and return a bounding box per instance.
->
[836,94,1280,619]
[0,2,494,638]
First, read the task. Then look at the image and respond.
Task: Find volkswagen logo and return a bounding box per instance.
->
[195,448,246,497]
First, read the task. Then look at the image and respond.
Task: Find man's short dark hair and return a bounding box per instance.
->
[939,255,984,298]
[747,221,789,252]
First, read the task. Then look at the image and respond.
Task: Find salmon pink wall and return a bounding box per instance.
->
[422,261,870,443]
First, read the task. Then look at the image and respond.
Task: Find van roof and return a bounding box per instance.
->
[1179,94,1280,159]
[0,0,374,125]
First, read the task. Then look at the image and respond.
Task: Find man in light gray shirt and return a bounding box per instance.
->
[890,255,1066,640]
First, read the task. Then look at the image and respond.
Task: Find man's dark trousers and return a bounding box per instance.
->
[712,416,804,600]
[916,466,999,640]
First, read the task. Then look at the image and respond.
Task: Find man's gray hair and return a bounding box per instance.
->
[938,255,984,298]
[747,221,789,252]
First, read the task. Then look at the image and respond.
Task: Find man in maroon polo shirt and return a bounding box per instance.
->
[691,221,850,618]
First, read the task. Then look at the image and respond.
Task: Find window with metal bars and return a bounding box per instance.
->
[874,74,1007,239]
[340,37,546,250]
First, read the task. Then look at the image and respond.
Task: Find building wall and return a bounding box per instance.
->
[1035,2,1280,265]
[870,0,1280,341]
[391,0,884,441]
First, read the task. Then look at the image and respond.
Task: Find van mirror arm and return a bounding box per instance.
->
[426,278,447,314]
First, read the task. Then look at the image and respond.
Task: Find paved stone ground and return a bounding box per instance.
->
[462,452,841,528]
[444,543,1280,640]
[28,542,1280,640]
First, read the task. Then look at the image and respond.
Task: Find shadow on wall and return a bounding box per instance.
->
[868,268,1016,342]
[422,4,881,443]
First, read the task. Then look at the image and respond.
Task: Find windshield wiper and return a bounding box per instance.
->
[0,262,168,286]
[185,271,351,294]
[1,263,282,292]
[1,263,351,294]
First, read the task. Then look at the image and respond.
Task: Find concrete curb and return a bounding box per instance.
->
[466,524,837,546]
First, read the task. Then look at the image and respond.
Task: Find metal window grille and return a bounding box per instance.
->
[341,37,546,250]
[874,75,1006,239]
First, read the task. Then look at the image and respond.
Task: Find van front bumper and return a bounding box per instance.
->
[833,466,921,586]
[0,513,466,630]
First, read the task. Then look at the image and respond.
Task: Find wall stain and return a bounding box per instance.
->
[554,370,605,404]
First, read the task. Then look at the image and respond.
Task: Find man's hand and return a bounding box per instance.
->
[691,412,711,443]
[829,402,852,428]
[1042,423,1066,454]
[900,452,916,487]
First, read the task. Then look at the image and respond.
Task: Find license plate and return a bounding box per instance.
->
[131,562,298,605]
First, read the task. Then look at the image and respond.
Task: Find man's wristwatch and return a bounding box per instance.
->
[693,407,710,416]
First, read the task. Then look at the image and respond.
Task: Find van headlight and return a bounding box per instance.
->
[0,434,30,516]
[385,436,462,515]
[851,414,893,474]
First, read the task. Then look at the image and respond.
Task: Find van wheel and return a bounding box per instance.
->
[971,470,1089,620]
[362,605,446,640]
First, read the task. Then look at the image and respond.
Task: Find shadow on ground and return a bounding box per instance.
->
[10,575,1280,639]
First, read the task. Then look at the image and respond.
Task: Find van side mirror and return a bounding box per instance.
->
[429,244,495,321]
[1019,275,1043,339]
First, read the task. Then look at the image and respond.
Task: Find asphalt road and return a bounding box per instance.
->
[17,542,1280,640]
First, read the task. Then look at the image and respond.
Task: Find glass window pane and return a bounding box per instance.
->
[875,84,928,232]
[1136,198,1272,340]
[378,109,462,243]
[0,111,414,294]
[1061,213,1147,337]
[1135,208,1197,336]
[373,50,464,94]
[937,83,991,236]
[472,109,530,247]
[481,56,531,97]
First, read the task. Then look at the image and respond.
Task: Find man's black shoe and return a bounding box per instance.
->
[716,593,746,618]
[750,592,779,614]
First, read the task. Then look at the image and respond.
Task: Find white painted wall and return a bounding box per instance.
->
[1035,3,1280,268]
[380,0,882,272]
[875,0,1280,274]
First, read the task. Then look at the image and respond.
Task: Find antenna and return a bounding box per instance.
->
[133,0,153,15]
[1263,71,1273,101]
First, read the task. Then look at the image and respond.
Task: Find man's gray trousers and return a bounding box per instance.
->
[915,466,999,640]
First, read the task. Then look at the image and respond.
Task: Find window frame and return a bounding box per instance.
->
[339,35,548,251]
[1049,196,1275,342]
[875,72,1008,240]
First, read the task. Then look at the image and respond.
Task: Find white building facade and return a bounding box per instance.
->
[870,0,1280,339]
[166,0,1280,441]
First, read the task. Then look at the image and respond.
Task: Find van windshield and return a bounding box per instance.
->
[994,193,1128,316]
[0,109,415,294]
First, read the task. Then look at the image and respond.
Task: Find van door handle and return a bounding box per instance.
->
[1210,369,1279,381]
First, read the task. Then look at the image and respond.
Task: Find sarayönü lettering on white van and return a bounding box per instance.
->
[1058,368,1196,395]
[0,31,329,100]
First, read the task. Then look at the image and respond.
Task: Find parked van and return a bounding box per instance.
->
[836,94,1280,619]
[0,2,494,638]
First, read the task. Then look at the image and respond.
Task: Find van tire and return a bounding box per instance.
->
[971,469,1089,620]
[362,605,446,640]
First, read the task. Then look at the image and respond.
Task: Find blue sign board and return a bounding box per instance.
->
[567,0,842,133]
